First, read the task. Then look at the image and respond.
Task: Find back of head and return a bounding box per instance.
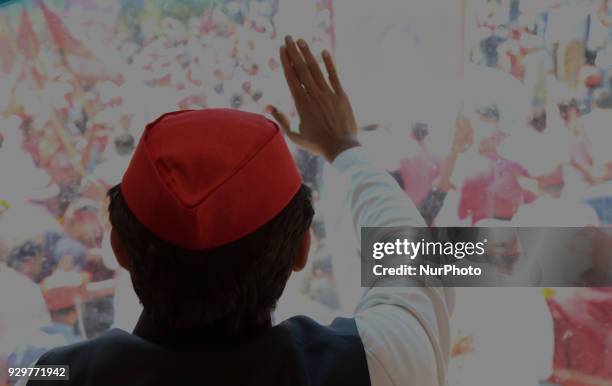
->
[411,122,429,142]
[113,132,135,156]
[108,109,313,335]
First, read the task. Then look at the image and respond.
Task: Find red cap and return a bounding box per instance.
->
[121,109,302,250]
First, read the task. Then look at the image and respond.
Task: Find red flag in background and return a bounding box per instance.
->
[0,15,16,73]
[16,9,40,61]
[37,0,93,59]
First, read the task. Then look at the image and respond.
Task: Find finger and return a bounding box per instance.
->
[284,35,318,94]
[297,39,331,92]
[268,105,310,148]
[267,105,291,132]
[322,50,343,94]
[280,46,308,105]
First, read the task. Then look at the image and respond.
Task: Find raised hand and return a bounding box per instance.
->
[268,36,360,162]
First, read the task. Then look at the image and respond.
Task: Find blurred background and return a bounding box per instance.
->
[0,0,611,385]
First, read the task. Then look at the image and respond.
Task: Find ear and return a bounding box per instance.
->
[292,230,310,272]
[110,227,131,271]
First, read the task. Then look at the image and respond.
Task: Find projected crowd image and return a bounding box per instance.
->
[0,0,610,385]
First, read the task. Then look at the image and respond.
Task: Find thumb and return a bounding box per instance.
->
[267,105,291,134]
[267,105,314,151]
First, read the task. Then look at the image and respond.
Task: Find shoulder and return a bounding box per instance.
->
[280,316,370,386]
[35,329,162,385]
[36,329,132,364]
[282,315,360,340]
[353,287,454,386]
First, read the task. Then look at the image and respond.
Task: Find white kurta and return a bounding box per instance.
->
[331,148,454,386]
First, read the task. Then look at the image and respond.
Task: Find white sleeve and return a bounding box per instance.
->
[331,147,454,386]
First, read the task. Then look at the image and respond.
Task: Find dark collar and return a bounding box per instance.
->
[132,312,268,348]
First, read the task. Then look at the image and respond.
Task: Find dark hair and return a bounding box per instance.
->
[114,132,135,156]
[476,105,500,122]
[585,49,597,66]
[7,241,42,266]
[558,99,580,114]
[529,110,546,132]
[411,122,429,142]
[108,184,313,336]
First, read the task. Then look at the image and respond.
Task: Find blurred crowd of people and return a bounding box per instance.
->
[391,0,612,231]
[385,1,612,385]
